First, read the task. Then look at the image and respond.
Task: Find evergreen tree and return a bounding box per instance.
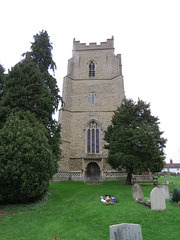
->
[0,64,5,101]
[0,111,55,203]
[0,65,6,128]
[0,31,61,202]
[104,98,167,185]
[29,30,61,160]
[30,30,56,73]
[0,58,52,125]
[30,30,60,112]
[0,30,61,161]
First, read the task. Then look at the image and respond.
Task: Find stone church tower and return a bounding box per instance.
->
[55,37,126,181]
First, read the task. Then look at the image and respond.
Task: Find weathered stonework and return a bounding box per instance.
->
[54,37,126,181]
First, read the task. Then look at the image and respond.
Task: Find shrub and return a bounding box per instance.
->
[0,111,55,203]
[171,189,180,203]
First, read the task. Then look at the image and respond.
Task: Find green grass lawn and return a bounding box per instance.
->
[0,177,180,240]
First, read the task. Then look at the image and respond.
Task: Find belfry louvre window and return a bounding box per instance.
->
[89,61,95,77]
[87,121,99,153]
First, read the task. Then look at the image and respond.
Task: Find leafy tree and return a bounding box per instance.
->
[0,111,55,203]
[104,98,167,185]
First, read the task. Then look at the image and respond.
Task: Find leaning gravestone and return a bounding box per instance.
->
[110,223,143,240]
[150,187,166,210]
[158,185,170,199]
[132,184,144,201]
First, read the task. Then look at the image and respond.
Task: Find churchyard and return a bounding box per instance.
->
[0,176,179,240]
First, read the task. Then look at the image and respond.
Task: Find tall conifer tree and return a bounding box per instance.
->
[29,30,61,160]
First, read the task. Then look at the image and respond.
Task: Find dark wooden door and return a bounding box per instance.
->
[86,162,100,180]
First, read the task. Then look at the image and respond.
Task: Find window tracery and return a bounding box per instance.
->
[87,121,99,153]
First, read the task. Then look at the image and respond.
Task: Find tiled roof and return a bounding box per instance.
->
[164,163,180,168]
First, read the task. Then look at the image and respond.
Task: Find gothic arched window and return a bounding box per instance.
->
[87,121,99,153]
[89,61,95,77]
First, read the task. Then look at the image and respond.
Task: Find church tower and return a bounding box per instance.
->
[56,37,125,181]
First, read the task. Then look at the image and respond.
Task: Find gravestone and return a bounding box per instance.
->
[109,223,143,240]
[132,184,144,201]
[150,187,166,210]
[158,185,170,199]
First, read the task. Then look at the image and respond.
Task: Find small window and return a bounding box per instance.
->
[90,92,95,104]
[89,61,95,77]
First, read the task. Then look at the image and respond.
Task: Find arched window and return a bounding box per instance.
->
[89,61,95,77]
[87,121,99,153]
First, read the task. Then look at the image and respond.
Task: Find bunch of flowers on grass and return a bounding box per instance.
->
[100,194,118,205]
[105,200,114,205]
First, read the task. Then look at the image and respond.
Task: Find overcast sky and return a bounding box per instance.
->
[1,0,180,163]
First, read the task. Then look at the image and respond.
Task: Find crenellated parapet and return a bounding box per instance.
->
[73,36,114,51]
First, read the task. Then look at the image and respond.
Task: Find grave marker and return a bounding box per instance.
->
[132,184,144,201]
[110,223,143,240]
[150,187,166,210]
[158,185,170,199]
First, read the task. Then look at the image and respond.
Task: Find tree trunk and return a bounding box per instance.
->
[125,172,132,185]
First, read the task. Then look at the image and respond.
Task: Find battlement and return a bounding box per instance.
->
[73,36,114,51]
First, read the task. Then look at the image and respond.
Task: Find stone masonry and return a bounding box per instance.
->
[54,37,126,181]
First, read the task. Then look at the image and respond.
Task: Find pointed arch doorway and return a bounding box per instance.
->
[86,162,100,181]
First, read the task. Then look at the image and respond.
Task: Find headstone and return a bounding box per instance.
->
[132,184,144,201]
[158,185,170,199]
[150,187,166,210]
[110,223,143,240]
